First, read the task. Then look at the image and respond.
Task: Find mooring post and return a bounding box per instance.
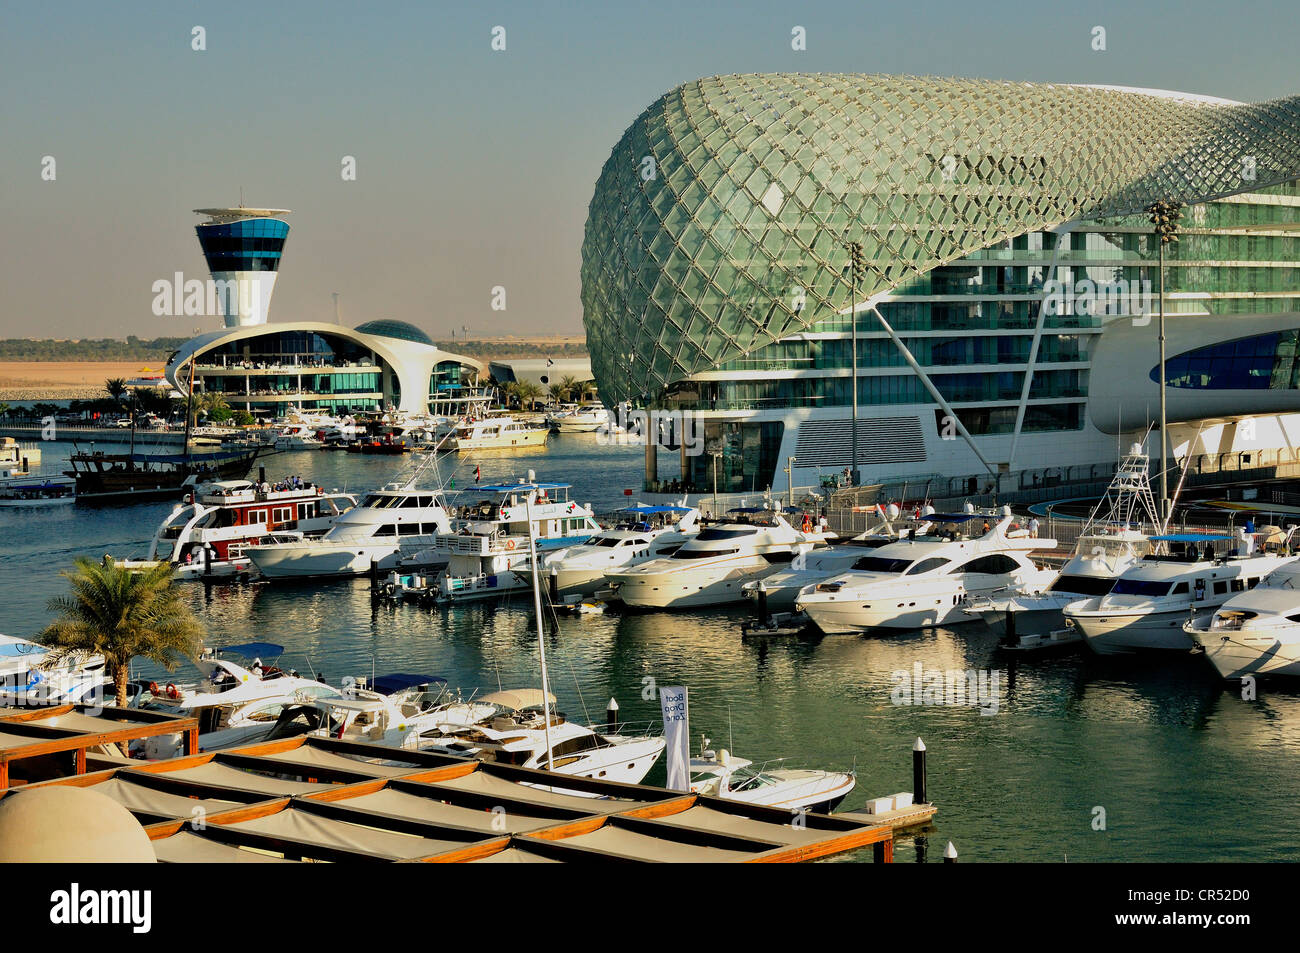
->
[369,559,379,584]
[944,841,958,863]
[872,838,894,863]
[913,736,927,805]
[606,696,619,731]
[548,567,560,606]
[757,579,770,624]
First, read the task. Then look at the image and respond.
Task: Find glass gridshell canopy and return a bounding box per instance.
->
[581,73,1300,405]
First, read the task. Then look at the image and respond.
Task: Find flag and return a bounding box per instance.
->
[659,686,690,791]
[546,358,554,367]
[474,465,481,483]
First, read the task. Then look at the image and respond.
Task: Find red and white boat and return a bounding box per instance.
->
[121,478,358,579]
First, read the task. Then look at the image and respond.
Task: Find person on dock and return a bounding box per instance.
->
[1029,516,1040,538]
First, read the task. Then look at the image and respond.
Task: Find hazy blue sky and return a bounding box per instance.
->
[2,0,1297,341]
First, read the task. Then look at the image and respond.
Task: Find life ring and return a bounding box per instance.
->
[148,681,161,696]
[506,539,517,550]
[166,683,180,699]
[1010,522,1019,532]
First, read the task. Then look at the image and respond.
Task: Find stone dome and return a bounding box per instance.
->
[0,786,155,863]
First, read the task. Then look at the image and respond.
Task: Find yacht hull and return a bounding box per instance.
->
[249,541,403,579]
[1072,608,1205,655]
[610,561,775,609]
[1190,631,1300,679]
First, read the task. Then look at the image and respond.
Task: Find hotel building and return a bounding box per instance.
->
[581,75,1300,496]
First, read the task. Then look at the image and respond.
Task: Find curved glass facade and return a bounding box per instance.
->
[196,217,289,273]
[1153,330,1300,389]
[353,319,436,346]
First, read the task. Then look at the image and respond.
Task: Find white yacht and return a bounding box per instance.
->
[512,504,702,599]
[1065,533,1295,655]
[0,475,76,507]
[965,442,1161,644]
[121,478,356,579]
[1185,553,1300,679]
[795,510,1057,634]
[606,507,831,609]
[0,634,109,705]
[689,740,855,813]
[134,642,342,756]
[742,508,920,612]
[546,403,611,433]
[248,481,453,580]
[422,691,666,786]
[272,424,325,450]
[446,415,548,451]
[428,479,602,602]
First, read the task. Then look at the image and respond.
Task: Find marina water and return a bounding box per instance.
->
[5,435,1300,861]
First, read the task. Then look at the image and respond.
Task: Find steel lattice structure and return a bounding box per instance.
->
[580,73,1300,405]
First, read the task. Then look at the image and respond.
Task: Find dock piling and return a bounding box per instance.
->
[944,841,958,863]
[913,736,927,805]
[606,696,619,730]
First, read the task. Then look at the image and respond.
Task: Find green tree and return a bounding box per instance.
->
[37,558,204,708]
[557,375,580,402]
[105,378,128,405]
[547,382,564,404]
[514,379,543,410]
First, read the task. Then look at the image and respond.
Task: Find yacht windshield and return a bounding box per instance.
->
[1110,578,1174,597]
[1048,574,1115,596]
[851,556,913,573]
[672,547,739,559]
[593,537,622,547]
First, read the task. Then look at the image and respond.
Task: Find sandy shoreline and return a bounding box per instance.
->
[0,362,157,401]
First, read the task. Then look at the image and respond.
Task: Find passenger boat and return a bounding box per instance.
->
[64,445,260,503]
[118,477,357,579]
[1184,553,1300,678]
[0,476,76,507]
[1065,532,1295,655]
[446,415,548,452]
[795,509,1057,633]
[966,442,1160,643]
[248,481,453,580]
[272,424,325,450]
[428,479,602,602]
[512,504,701,599]
[606,506,832,609]
[689,740,855,812]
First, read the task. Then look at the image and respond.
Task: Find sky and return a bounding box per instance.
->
[2,0,1298,341]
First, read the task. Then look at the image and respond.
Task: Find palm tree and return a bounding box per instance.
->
[105,378,128,405]
[547,382,564,405]
[501,381,521,409]
[0,402,9,421]
[37,558,204,708]
[515,380,544,411]
[195,391,229,425]
[558,375,580,402]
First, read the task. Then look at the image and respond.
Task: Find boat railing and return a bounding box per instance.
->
[593,719,663,739]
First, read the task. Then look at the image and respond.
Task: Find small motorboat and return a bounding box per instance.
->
[689,739,855,813]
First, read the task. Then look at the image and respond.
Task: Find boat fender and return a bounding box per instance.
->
[506,539,516,550]
[148,681,161,696]
[166,683,180,699]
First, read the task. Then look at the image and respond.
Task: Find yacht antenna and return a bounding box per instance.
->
[525,492,555,773]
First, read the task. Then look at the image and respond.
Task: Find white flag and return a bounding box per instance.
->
[659,685,690,791]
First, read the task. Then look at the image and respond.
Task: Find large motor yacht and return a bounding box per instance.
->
[512,504,701,599]
[605,507,832,609]
[795,509,1057,634]
[1064,532,1295,655]
[1184,550,1300,679]
[965,442,1160,642]
[446,416,548,452]
[545,403,612,433]
[0,634,109,705]
[689,740,855,813]
[248,481,453,580]
[428,479,602,602]
[120,477,357,579]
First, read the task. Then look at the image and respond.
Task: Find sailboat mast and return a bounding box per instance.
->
[524,492,554,772]
[182,358,196,457]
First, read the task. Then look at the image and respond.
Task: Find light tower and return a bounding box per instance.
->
[193,207,291,327]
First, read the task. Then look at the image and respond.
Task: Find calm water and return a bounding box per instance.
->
[5,435,1300,862]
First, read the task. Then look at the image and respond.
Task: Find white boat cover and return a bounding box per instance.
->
[224,806,472,860]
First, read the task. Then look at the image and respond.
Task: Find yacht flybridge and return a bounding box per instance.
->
[1184,551,1300,678]
[795,509,1057,633]
[606,506,833,609]
[429,478,601,602]
[965,442,1160,643]
[1066,532,1296,655]
[512,503,702,599]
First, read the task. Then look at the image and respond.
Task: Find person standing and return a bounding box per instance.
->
[1029,516,1040,539]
